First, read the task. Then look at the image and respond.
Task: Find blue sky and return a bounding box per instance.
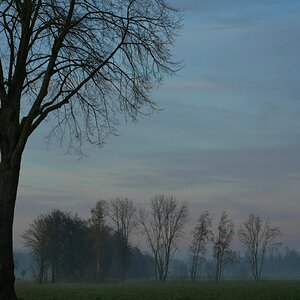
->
[15,0,300,252]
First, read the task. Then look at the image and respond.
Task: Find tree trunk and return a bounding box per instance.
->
[96,255,100,283]
[0,157,21,300]
[215,259,221,283]
[190,254,198,281]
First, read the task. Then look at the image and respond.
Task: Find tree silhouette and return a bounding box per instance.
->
[89,200,108,282]
[22,214,49,284]
[239,214,281,281]
[213,212,235,282]
[109,198,137,281]
[138,195,188,281]
[0,1,181,298]
[189,211,212,281]
[22,210,89,284]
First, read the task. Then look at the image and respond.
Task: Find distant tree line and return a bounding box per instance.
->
[22,195,284,283]
[188,212,281,282]
[22,199,152,283]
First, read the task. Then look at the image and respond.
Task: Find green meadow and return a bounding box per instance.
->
[16,281,300,300]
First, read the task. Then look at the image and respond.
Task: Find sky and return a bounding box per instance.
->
[15,0,300,254]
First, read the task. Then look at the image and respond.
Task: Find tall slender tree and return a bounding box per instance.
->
[213,212,235,282]
[109,198,137,281]
[89,200,108,282]
[0,1,181,298]
[189,211,212,281]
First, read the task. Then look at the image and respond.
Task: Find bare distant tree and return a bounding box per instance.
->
[138,195,188,281]
[22,215,49,284]
[0,1,181,297]
[239,214,281,281]
[213,212,235,282]
[89,200,108,283]
[189,211,212,281]
[109,198,137,281]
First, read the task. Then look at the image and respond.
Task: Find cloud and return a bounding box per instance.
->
[171,0,299,12]
[97,143,300,197]
[161,78,300,95]
[170,0,239,11]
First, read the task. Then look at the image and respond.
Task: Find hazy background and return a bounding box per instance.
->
[15,0,300,254]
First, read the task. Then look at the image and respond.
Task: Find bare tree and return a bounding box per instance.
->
[89,200,108,283]
[0,0,181,297]
[109,198,137,281]
[213,212,235,282]
[189,211,212,281]
[22,215,49,284]
[138,195,188,281]
[239,214,281,281]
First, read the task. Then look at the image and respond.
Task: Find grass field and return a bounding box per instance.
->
[15,280,300,300]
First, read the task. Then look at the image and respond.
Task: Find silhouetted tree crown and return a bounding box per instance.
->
[0,1,182,298]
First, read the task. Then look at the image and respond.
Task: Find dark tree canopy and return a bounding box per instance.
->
[0,1,181,299]
[22,208,152,284]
